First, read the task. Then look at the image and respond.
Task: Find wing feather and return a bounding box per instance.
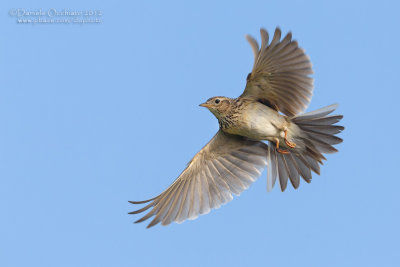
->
[241,27,314,117]
[129,130,268,228]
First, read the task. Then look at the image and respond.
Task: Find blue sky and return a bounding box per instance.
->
[1,1,399,266]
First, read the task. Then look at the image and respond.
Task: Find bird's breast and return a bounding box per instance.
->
[221,101,286,141]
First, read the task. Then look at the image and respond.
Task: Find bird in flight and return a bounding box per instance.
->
[129,27,344,228]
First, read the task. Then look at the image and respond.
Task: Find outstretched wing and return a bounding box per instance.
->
[241,27,314,117]
[129,130,268,228]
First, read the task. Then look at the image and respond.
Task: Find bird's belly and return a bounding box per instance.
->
[230,103,285,141]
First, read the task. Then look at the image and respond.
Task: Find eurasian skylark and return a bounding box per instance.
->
[129,27,344,228]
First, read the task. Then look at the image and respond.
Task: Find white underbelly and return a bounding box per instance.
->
[241,103,286,140]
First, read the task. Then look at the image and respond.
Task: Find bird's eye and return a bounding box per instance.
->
[215,99,220,104]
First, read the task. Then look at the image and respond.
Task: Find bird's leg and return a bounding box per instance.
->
[284,129,296,148]
[274,138,290,154]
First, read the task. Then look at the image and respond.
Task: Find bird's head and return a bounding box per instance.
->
[199,96,232,119]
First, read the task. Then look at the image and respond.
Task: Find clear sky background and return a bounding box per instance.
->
[1,1,399,266]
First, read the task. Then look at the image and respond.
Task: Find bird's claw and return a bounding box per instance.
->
[275,137,291,154]
[285,140,296,148]
[276,148,290,154]
[284,130,296,148]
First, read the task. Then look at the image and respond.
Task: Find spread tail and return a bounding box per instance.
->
[267,104,344,191]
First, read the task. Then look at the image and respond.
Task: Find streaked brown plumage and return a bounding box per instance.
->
[129,27,344,228]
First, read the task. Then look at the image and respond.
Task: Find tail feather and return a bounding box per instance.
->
[283,154,300,189]
[277,153,289,191]
[308,138,338,154]
[299,124,344,135]
[267,145,278,191]
[303,154,321,174]
[292,104,338,120]
[292,154,312,183]
[267,104,343,191]
[296,115,343,126]
[304,130,343,145]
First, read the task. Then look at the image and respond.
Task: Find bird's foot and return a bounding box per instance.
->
[285,140,296,148]
[274,138,291,154]
[276,148,290,154]
[284,130,296,148]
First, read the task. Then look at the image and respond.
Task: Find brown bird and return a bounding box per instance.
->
[129,27,343,228]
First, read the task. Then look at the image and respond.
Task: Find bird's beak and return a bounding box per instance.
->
[199,102,211,108]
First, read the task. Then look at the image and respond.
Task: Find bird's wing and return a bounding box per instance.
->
[129,130,268,228]
[240,27,314,117]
